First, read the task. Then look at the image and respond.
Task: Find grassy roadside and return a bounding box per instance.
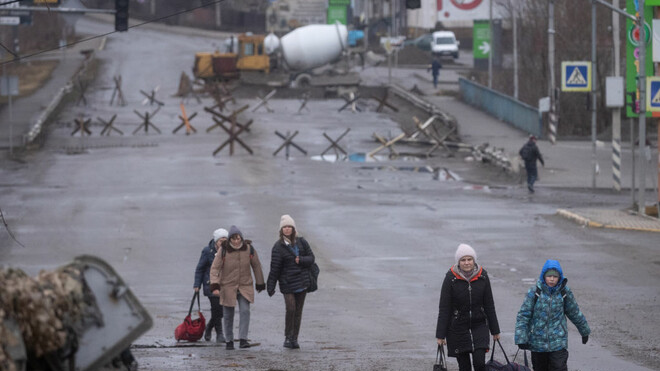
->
[0,60,60,104]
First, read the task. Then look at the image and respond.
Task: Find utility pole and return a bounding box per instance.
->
[215,2,221,28]
[488,0,493,88]
[548,0,557,144]
[512,0,518,99]
[591,0,598,189]
[612,0,622,191]
[365,0,370,51]
[638,0,647,214]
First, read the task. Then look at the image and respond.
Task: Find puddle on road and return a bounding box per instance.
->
[311,153,462,181]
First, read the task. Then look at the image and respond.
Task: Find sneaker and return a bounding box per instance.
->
[239,339,251,348]
[291,338,300,349]
[226,341,234,350]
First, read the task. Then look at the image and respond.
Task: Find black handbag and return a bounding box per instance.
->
[433,344,448,371]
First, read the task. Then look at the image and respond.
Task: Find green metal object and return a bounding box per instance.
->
[625,0,654,118]
[327,5,347,25]
[473,20,491,60]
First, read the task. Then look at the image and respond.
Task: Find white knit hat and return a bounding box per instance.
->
[213,228,228,242]
[455,243,477,265]
[279,214,296,230]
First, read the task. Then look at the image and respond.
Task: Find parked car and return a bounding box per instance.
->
[431,31,459,59]
[403,33,432,51]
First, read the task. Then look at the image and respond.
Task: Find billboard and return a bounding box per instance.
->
[437,0,489,22]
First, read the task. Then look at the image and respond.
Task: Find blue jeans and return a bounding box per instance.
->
[433,74,439,88]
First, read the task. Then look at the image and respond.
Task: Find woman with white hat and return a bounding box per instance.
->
[436,244,501,371]
[266,214,316,349]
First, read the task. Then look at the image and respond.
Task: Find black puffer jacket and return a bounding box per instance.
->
[436,266,500,357]
[267,237,315,295]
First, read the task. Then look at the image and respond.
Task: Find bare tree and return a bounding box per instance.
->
[482,0,619,137]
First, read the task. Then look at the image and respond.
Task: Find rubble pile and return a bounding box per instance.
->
[0,265,92,366]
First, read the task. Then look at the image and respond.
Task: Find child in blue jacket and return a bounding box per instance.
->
[514,259,590,371]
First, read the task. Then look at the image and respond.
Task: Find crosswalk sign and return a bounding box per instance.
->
[646,77,660,112]
[561,61,591,92]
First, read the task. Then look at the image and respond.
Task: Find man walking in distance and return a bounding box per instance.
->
[519,135,545,193]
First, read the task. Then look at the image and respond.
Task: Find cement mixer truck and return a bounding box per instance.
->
[193,23,360,87]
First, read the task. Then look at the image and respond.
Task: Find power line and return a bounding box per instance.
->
[0,206,26,248]
[0,0,227,66]
[0,0,24,6]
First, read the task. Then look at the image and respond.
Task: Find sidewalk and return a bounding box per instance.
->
[362,65,660,232]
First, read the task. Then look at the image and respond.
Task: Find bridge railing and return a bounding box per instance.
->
[458,77,542,138]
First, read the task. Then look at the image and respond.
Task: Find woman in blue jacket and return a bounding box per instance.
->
[194,228,228,342]
[515,259,590,371]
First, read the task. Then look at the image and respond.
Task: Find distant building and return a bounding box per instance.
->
[266,0,326,34]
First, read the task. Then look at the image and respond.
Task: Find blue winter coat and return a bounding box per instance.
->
[514,260,590,352]
[194,239,218,297]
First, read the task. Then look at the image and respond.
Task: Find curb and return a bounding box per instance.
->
[556,209,603,228]
[556,209,660,233]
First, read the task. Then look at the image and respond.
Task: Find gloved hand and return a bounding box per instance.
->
[582,336,589,344]
[268,290,275,297]
[517,343,530,350]
[255,284,265,293]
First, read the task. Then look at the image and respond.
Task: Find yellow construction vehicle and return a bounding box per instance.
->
[193,34,270,82]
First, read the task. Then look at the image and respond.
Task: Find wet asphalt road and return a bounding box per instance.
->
[0,17,659,371]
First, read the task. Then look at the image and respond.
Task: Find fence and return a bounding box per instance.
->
[458,77,542,138]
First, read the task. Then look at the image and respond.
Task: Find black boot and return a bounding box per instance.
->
[204,322,213,341]
[239,339,251,348]
[291,336,300,349]
[226,341,234,350]
[283,336,294,348]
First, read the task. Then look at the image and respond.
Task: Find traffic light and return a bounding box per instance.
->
[406,0,421,9]
[115,0,129,32]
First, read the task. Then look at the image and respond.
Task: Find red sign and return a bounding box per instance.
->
[450,0,483,10]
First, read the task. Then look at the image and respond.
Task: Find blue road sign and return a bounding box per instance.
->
[561,62,591,92]
[646,77,660,111]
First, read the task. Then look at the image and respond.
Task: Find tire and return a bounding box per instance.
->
[293,73,312,88]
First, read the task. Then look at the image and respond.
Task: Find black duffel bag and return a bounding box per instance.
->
[485,339,531,371]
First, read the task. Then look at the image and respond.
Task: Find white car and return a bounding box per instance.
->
[431,31,460,59]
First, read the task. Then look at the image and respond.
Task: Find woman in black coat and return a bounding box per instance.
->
[436,244,500,371]
[266,214,315,349]
[193,228,227,342]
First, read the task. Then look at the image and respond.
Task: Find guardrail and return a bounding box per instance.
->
[24,50,97,147]
[458,77,542,138]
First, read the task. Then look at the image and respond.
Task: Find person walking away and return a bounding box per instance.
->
[266,214,316,349]
[428,58,443,89]
[515,259,590,371]
[209,225,265,350]
[519,135,545,193]
[436,244,500,371]
[194,228,228,343]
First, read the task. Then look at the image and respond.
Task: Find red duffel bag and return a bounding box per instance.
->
[174,291,206,342]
